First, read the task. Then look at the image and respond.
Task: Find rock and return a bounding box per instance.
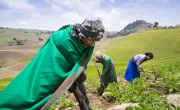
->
[108,103,139,110]
[102,92,111,98]
[102,92,116,102]
[167,94,180,107]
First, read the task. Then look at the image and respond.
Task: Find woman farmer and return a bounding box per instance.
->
[0,18,105,110]
[124,52,154,82]
[94,51,117,95]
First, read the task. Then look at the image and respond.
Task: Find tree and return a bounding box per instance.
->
[153,22,159,29]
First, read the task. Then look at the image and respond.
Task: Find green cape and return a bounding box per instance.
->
[0,25,94,110]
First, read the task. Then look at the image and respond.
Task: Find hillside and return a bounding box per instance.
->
[117,20,153,36]
[0,27,51,47]
[87,28,180,75]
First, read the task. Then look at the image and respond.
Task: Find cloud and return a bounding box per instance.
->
[0,0,36,11]
[61,12,83,23]
[0,0,40,18]
[44,0,127,31]
[0,0,179,31]
[20,20,29,26]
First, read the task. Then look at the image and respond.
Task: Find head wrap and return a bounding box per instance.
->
[80,18,105,41]
[95,51,103,59]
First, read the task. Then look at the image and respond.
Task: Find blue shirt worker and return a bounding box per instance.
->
[124,52,154,82]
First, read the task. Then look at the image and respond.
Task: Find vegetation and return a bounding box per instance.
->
[0,78,14,92]
[117,20,153,36]
[105,64,180,109]
[0,28,180,109]
[0,27,50,46]
[87,28,180,76]
[0,35,11,42]
[17,57,33,62]
[86,28,180,109]
[154,22,159,29]
[50,97,75,110]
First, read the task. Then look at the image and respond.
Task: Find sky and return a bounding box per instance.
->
[0,0,180,31]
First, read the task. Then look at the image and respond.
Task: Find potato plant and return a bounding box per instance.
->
[105,64,180,109]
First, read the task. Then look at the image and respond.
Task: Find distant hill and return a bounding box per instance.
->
[0,27,52,47]
[87,28,180,74]
[117,20,153,36]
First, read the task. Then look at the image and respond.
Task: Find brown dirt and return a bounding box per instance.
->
[0,50,37,59]
[55,88,114,110]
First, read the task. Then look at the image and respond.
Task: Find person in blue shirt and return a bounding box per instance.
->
[124,52,154,82]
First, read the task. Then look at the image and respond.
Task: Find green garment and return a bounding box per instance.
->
[0,25,94,110]
[98,55,117,94]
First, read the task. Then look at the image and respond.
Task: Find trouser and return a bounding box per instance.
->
[97,77,117,95]
[77,83,92,110]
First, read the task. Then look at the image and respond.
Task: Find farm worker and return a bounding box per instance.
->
[124,52,154,82]
[68,68,92,110]
[93,51,117,95]
[0,18,105,110]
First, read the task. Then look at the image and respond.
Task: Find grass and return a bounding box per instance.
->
[0,35,11,42]
[17,57,33,62]
[87,28,180,79]
[0,77,14,91]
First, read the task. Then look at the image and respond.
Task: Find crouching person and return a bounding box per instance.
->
[94,51,117,96]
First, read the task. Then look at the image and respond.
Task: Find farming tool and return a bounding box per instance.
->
[141,64,157,81]
[40,66,85,110]
[92,58,105,87]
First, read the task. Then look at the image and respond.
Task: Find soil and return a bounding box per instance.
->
[56,88,114,110]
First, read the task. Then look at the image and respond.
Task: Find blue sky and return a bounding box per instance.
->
[0,0,180,31]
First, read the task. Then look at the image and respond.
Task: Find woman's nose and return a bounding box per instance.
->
[89,41,95,47]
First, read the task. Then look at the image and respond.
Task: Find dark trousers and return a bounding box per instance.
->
[76,83,92,110]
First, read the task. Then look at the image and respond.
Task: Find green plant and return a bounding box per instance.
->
[17,57,33,62]
[0,77,14,91]
[105,64,180,109]
[50,97,75,110]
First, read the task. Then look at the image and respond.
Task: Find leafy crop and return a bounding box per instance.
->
[50,97,75,110]
[105,64,180,109]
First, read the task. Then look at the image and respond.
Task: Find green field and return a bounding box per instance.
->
[85,28,180,109]
[87,28,180,78]
[0,35,11,42]
[0,78,14,91]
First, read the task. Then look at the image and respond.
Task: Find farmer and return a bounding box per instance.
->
[0,18,104,109]
[124,52,154,82]
[94,51,117,95]
[69,69,92,110]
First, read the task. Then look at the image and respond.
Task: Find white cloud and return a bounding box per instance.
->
[20,20,29,26]
[0,10,15,18]
[61,12,83,23]
[0,0,35,11]
[44,0,126,31]
[0,0,179,31]
[0,0,40,18]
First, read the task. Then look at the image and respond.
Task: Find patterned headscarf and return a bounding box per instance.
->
[80,18,105,41]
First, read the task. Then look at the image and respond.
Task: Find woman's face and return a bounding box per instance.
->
[81,37,95,48]
[146,56,152,60]
[96,57,103,63]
